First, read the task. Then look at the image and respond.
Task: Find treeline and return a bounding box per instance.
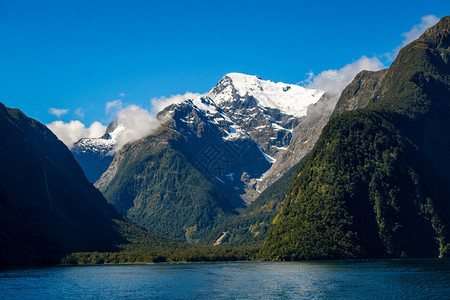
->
[60,219,260,265]
[61,245,261,265]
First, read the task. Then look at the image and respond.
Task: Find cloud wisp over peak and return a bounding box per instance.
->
[113,105,160,152]
[47,120,107,147]
[48,104,161,153]
[301,14,439,113]
[305,55,385,98]
[105,99,123,114]
[385,14,440,62]
[150,92,205,114]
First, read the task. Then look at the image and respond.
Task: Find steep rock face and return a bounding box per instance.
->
[256,69,388,192]
[256,94,336,191]
[261,17,450,260]
[331,69,389,119]
[210,73,323,157]
[0,103,126,266]
[159,97,273,203]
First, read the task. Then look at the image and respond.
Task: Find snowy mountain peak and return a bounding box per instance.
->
[209,73,325,118]
[72,122,126,157]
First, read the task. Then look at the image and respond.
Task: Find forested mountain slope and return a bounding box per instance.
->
[261,16,450,260]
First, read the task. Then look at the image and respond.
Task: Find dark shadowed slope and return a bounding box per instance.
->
[0,103,127,266]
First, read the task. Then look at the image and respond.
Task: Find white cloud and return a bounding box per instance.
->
[385,15,440,62]
[105,99,123,114]
[402,15,440,43]
[150,92,205,113]
[47,103,160,153]
[47,120,107,148]
[301,15,439,117]
[113,105,161,152]
[49,108,69,118]
[302,56,385,116]
[304,14,440,101]
[75,108,84,119]
[306,56,385,97]
[48,16,439,154]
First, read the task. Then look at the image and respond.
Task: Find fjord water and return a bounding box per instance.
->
[1,260,449,299]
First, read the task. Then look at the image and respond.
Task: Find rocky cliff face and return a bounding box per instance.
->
[331,69,389,119]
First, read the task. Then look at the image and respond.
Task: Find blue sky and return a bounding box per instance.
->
[0,0,449,127]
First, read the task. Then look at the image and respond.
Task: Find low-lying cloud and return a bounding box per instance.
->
[47,120,107,147]
[113,105,160,151]
[48,105,161,153]
[301,56,384,118]
[151,92,204,114]
[305,55,385,97]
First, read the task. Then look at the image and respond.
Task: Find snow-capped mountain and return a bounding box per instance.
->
[76,72,324,193]
[92,72,328,243]
[211,73,324,117]
[160,73,323,155]
[209,73,324,157]
[154,73,324,200]
[71,121,125,182]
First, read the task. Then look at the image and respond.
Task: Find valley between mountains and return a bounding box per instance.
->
[1,16,449,266]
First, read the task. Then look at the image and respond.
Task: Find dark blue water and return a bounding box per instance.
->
[1,260,449,299]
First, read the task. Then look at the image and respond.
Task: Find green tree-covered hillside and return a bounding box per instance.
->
[261,16,450,260]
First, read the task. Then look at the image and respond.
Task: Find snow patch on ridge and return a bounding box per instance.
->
[271,122,292,132]
[257,145,276,163]
[73,123,127,156]
[192,97,218,116]
[223,124,245,140]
